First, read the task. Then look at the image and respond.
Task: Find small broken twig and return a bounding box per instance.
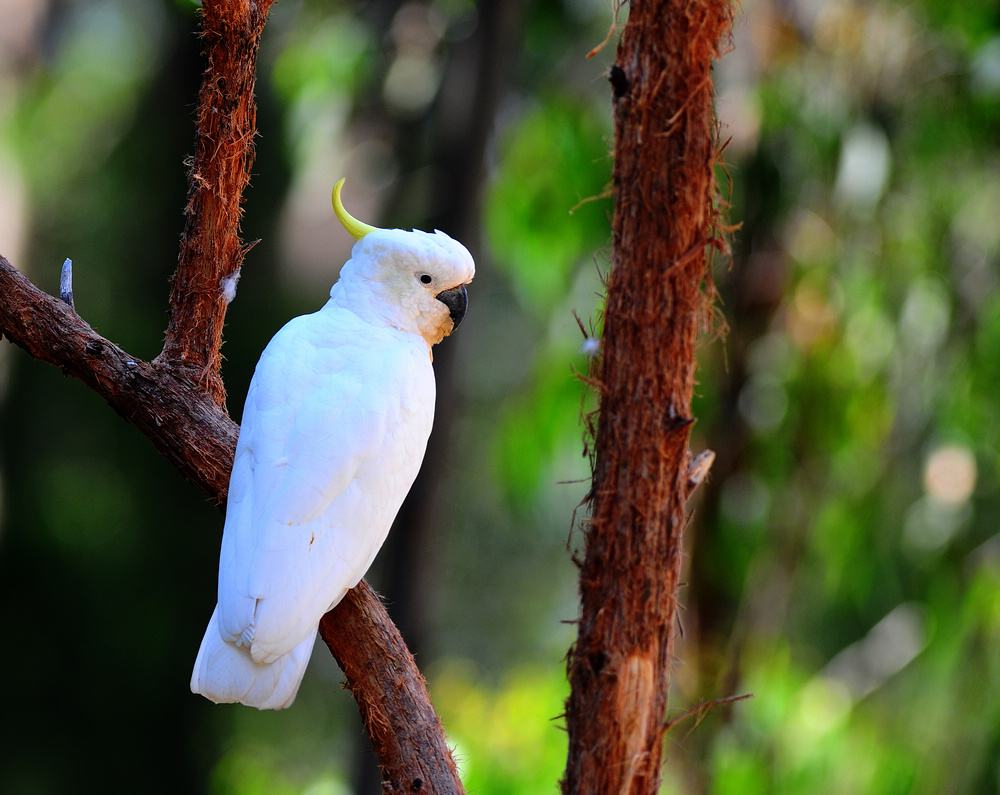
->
[663,692,752,734]
[59,259,74,310]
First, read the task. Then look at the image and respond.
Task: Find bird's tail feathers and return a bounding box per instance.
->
[191,607,315,710]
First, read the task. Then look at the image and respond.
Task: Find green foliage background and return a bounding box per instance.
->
[0,1,997,793]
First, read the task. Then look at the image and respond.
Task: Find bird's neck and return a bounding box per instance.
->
[327,280,426,342]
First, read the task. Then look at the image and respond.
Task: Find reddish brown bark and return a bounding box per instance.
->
[563,2,732,794]
[0,2,464,790]
[0,258,237,497]
[156,0,274,405]
[320,591,462,794]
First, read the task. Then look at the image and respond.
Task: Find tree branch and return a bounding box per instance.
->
[0,255,463,792]
[320,591,463,794]
[562,2,733,793]
[156,0,275,405]
[0,257,236,497]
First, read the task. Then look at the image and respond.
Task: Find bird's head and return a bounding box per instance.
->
[331,179,475,346]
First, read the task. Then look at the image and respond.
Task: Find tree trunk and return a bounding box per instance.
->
[563,2,732,793]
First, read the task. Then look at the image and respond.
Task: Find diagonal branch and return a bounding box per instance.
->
[156,0,276,406]
[0,257,237,496]
[0,255,463,792]
[319,595,463,794]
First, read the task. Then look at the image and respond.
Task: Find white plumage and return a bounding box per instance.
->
[191,224,474,709]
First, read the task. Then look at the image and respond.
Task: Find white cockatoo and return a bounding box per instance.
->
[190,179,474,709]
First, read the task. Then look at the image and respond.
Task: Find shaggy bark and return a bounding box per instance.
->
[319,593,462,794]
[156,0,273,405]
[563,2,732,793]
[0,1,463,791]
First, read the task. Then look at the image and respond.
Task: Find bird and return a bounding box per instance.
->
[190,179,474,709]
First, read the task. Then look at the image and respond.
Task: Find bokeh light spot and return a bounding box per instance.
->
[923,444,977,506]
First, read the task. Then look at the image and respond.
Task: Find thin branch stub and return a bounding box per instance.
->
[59,258,74,310]
[687,449,715,492]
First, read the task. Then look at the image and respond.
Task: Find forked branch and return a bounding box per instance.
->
[0,0,463,790]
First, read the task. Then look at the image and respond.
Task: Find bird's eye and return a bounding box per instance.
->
[419,274,433,285]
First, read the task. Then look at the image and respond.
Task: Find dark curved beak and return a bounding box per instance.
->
[435,284,469,330]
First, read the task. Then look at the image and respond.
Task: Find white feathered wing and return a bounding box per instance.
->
[191,307,434,709]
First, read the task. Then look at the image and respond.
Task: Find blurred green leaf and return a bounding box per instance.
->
[486,98,610,314]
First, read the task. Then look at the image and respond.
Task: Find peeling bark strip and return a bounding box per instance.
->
[563,3,732,794]
[156,0,275,405]
[0,257,463,793]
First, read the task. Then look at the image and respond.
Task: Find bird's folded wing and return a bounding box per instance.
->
[218,331,398,662]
